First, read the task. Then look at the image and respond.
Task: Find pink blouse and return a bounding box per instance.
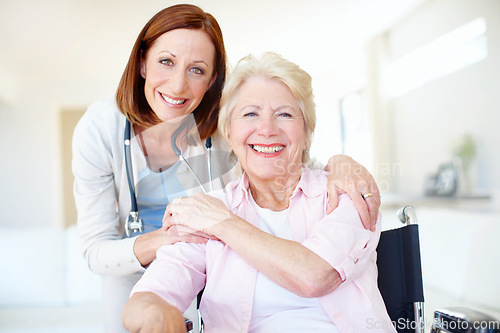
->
[131,168,396,332]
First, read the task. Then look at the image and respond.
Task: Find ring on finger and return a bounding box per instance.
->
[362,193,373,200]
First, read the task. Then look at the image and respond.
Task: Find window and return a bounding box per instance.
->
[383,17,488,97]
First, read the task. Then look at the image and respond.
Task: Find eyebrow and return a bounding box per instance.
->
[157,50,177,58]
[193,60,209,66]
[240,105,259,111]
[240,105,296,112]
[158,51,209,66]
[274,105,296,112]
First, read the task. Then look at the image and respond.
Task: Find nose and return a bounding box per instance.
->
[170,68,187,94]
[257,112,279,137]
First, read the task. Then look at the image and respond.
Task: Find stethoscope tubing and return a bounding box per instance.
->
[206,137,214,192]
[124,119,139,213]
[124,118,212,235]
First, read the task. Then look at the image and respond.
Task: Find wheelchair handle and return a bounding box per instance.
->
[397,205,418,225]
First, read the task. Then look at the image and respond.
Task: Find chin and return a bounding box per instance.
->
[158,112,191,124]
[250,167,289,181]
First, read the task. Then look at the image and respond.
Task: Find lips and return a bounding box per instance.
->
[160,93,186,105]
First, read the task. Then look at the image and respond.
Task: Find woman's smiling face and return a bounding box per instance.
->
[140,28,216,123]
[229,77,306,182]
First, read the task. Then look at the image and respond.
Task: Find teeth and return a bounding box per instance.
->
[252,145,284,153]
[161,94,186,105]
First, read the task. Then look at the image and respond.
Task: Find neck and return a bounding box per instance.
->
[248,170,301,211]
[135,120,179,143]
[134,121,192,172]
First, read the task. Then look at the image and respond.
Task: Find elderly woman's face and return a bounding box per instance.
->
[229,77,306,182]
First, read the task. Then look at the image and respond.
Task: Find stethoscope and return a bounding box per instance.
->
[123,117,214,237]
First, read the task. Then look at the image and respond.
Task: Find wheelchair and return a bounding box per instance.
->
[185,206,499,333]
[378,206,499,333]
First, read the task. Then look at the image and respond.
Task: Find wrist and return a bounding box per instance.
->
[208,213,239,241]
[133,232,158,267]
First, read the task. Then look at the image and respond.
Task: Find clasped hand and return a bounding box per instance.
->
[163,193,232,239]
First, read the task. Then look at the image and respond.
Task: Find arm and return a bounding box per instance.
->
[163,194,342,298]
[302,194,381,284]
[72,105,209,275]
[164,192,380,297]
[325,155,381,231]
[124,241,207,332]
[72,108,143,275]
[133,225,213,267]
[212,215,342,298]
[122,292,186,333]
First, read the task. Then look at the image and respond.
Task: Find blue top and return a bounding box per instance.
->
[134,161,187,234]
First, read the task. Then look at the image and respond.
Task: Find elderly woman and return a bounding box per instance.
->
[122,52,395,333]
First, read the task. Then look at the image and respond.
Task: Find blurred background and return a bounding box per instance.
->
[1,0,499,332]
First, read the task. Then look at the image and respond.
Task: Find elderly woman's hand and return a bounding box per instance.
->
[163,193,232,237]
[122,292,187,333]
[325,155,380,231]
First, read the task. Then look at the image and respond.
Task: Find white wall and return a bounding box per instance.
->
[0,0,150,228]
[369,0,500,198]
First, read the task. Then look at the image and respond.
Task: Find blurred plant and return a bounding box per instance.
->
[453,133,476,172]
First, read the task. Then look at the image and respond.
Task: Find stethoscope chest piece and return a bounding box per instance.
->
[125,211,144,237]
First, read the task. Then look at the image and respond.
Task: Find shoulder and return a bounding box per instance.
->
[327,194,364,228]
[75,97,124,137]
[298,168,360,217]
[302,167,328,181]
[208,177,239,202]
[299,167,328,192]
[81,97,123,126]
[208,175,246,209]
[73,97,125,153]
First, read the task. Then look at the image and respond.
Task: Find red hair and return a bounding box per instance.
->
[116,4,226,139]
